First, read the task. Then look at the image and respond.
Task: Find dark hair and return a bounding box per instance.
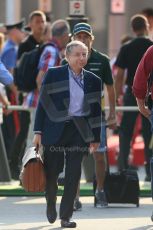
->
[141,8,153,17]
[130,14,148,31]
[29,10,46,22]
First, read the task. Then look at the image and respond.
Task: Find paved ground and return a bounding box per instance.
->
[0,166,152,229]
[0,196,153,230]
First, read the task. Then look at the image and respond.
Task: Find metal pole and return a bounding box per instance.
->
[105,106,139,111]
[0,104,141,182]
[4,105,140,112]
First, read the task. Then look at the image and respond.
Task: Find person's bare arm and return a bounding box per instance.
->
[114,67,125,100]
[89,142,100,153]
[105,84,116,128]
[8,83,18,94]
[36,70,45,91]
[0,93,10,107]
[136,98,151,118]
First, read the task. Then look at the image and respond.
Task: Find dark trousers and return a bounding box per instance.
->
[118,87,152,174]
[9,111,30,172]
[43,120,88,220]
[1,114,16,159]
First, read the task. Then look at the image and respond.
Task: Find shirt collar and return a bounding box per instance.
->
[68,66,84,80]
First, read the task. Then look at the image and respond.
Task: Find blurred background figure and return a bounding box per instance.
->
[0,32,5,52]
[0,23,6,35]
[36,19,70,89]
[18,10,46,59]
[42,22,52,43]
[141,8,153,40]
[111,34,133,134]
[114,14,153,181]
[0,19,25,174]
[0,60,14,108]
[1,19,25,73]
[9,10,47,180]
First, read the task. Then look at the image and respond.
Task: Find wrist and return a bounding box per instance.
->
[108,112,116,118]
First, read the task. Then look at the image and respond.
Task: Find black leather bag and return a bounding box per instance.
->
[93,169,140,207]
[93,125,140,207]
[104,170,139,206]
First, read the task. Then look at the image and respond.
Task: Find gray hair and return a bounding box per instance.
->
[51,19,70,37]
[65,40,88,56]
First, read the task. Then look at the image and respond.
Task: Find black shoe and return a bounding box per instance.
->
[61,219,77,228]
[46,202,57,224]
[73,199,82,211]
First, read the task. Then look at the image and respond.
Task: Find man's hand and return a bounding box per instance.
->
[106,113,117,129]
[136,98,151,118]
[105,84,116,129]
[89,142,100,154]
[33,134,42,148]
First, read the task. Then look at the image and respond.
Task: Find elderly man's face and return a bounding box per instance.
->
[66,45,88,72]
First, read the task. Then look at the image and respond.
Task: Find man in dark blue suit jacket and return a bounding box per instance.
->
[33,40,101,228]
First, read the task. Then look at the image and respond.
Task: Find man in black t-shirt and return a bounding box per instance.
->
[115,14,153,181]
[17,11,46,59]
[9,10,46,179]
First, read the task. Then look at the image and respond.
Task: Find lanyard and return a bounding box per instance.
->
[69,67,84,90]
[72,76,84,90]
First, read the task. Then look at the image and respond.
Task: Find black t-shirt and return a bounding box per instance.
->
[17,35,42,60]
[115,37,153,86]
[85,48,113,89]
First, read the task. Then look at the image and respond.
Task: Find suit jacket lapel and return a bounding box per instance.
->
[83,70,92,115]
[84,70,92,94]
[61,64,70,112]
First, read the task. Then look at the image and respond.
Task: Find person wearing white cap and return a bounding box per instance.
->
[0,19,25,171]
[1,19,25,73]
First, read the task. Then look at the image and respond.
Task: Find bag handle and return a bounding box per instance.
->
[35,145,41,159]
